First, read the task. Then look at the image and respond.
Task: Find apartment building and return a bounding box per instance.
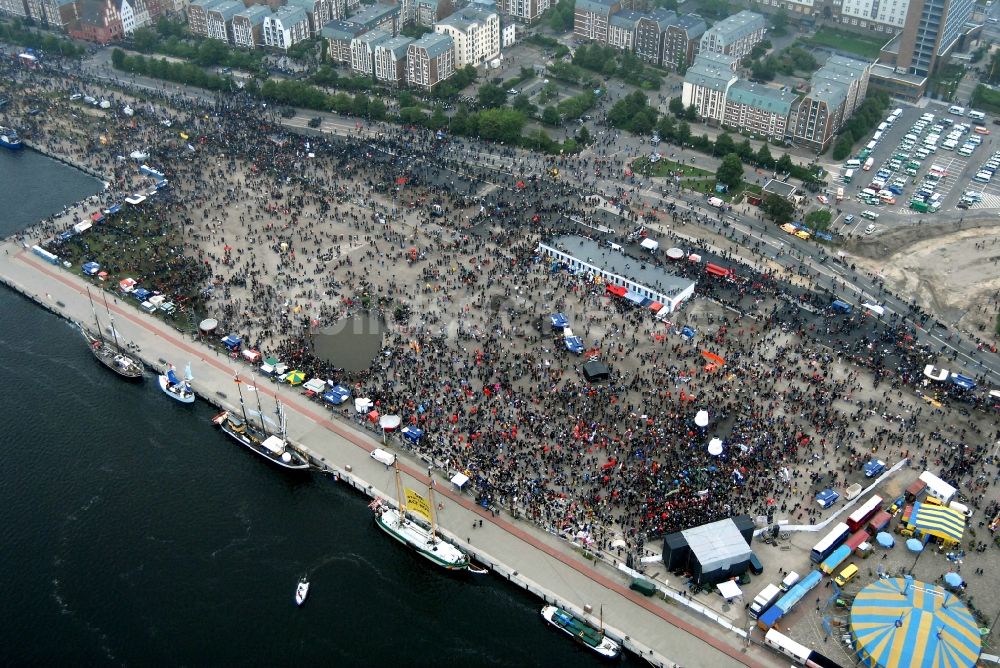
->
[351,27,390,76]
[663,14,705,71]
[681,51,738,123]
[186,0,220,37]
[263,4,310,50]
[573,0,620,43]
[723,80,796,141]
[321,19,364,61]
[374,35,413,85]
[789,54,871,152]
[633,8,675,64]
[206,0,241,42]
[496,0,548,23]
[434,6,498,67]
[231,4,271,48]
[406,32,455,89]
[698,9,766,63]
[0,0,29,18]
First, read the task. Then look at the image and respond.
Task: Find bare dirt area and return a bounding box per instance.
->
[845,223,1000,342]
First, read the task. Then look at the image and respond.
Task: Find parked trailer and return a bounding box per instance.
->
[845,529,870,552]
[749,584,783,620]
[846,495,883,532]
[820,544,852,574]
[868,510,892,533]
[764,629,844,668]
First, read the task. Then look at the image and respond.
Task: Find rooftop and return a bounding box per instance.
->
[610,8,644,29]
[727,80,796,115]
[684,52,737,92]
[411,31,454,59]
[355,27,391,46]
[321,19,364,40]
[545,235,695,299]
[575,0,618,14]
[682,519,752,573]
[376,35,414,58]
[763,178,796,198]
[701,9,766,44]
[675,13,706,37]
[208,0,243,20]
[349,1,398,28]
[234,3,271,23]
[437,5,496,30]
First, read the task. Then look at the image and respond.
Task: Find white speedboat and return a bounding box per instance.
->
[158,364,195,404]
[295,577,309,606]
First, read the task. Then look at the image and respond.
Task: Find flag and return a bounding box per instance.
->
[404,488,432,522]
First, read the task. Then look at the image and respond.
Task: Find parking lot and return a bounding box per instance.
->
[835,102,1000,228]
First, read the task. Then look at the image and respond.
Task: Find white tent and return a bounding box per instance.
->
[640,238,659,251]
[716,580,742,600]
[354,397,373,413]
[694,410,709,427]
[450,472,470,489]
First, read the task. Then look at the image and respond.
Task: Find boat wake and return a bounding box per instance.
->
[210,505,253,559]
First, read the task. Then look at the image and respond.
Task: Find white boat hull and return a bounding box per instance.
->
[374,507,469,570]
[158,374,195,404]
[295,580,309,606]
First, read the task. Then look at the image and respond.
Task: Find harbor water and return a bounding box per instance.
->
[0,149,615,665]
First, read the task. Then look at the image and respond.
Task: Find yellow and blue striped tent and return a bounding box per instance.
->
[908,502,965,543]
[850,577,980,668]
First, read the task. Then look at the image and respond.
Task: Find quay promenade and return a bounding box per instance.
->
[0,238,777,668]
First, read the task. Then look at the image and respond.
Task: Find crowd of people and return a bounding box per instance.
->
[4,53,998,565]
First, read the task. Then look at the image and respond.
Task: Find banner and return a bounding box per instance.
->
[404,488,432,523]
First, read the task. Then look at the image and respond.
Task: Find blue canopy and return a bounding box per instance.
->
[58,230,74,240]
[564,336,584,354]
[132,288,151,301]
[221,334,242,349]
[906,538,924,552]
[401,425,423,444]
[104,203,121,215]
[680,326,696,339]
[549,313,569,329]
[950,373,976,390]
[944,572,963,587]
[167,368,179,384]
[322,384,351,405]
[82,261,100,275]
[876,532,894,548]
[624,291,645,305]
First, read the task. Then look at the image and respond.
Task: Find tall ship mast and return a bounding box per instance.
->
[370,462,470,571]
[211,373,309,470]
[81,287,143,381]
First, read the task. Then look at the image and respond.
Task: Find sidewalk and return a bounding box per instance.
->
[0,240,775,668]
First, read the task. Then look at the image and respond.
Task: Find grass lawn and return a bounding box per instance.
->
[632,156,712,178]
[684,179,760,201]
[804,28,887,60]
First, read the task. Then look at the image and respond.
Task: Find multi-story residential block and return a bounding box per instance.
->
[206,0,241,43]
[406,32,454,89]
[663,14,705,71]
[607,8,641,51]
[496,0,547,23]
[374,35,413,85]
[263,4,310,50]
[321,19,364,62]
[348,2,399,36]
[698,10,766,63]
[0,0,29,18]
[634,8,675,65]
[414,0,453,26]
[68,0,122,43]
[573,0,620,43]
[231,4,271,48]
[433,6,498,67]
[28,0,78,28]
[186,0,221,37]
[789,55,871,152]
[500,19,515,47]
[837,0,909,34]
[351,27,390,75]
[681,51,737,122]
[723,80,796,141]
[286,0,332,36]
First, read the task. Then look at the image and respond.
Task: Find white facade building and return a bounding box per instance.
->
[263,5,310,50]
[433,6,499,67]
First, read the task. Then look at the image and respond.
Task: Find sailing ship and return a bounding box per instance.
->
[540,605,621,659]
[82,288,143,381]
[158,363,195,404]
[370,463,470,571]
[211,374,309,470]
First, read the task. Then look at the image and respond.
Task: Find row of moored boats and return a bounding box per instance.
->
[82,289,620,659]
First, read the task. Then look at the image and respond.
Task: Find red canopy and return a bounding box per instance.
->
[605,285,627,297]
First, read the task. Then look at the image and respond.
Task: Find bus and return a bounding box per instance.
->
[764,629,842,668]
[863,157,875,171]
[810,522,850,562]
[845,159,861,169]
[820,544,852,574]
[843,169,854,183]
[847,495,883,532]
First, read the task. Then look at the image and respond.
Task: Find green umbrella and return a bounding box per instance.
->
[286,370,306,385]
[265,356,280,366]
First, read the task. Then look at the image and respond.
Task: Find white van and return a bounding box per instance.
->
[140,301,156,314]
[968,110,985,121]
[846,159,862,169]
[370,448,396,466]
[949,500,973,519]
[949,105,966,116]
[780,571,801,592]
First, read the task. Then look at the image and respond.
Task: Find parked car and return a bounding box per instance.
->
[864,459,887,477]
[308,117,321,128]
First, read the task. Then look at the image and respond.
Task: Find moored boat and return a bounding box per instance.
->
[83,327,143,381]
[0,126,22,150]
[540,605,620,659]
[212,375,309,470]
[370,464,470,571]
[158,363,195,404]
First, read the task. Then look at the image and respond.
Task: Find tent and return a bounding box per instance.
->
[132,288,152,302]
[875,532,894,548]
[640,238,659,251]
[103,203,121,215]
[583,360,610,382]
[680,326,696,339]
[906,501,964,544]
[221,334,242,350]
[605,285,627,297]
[549,313,569,329]
[666,247,684,259]
[323,384,351,405]
[285,370,306,385]
[564,336,585,354]
[401,425,423,444]
[89,211,104,223]
[119,278,136,292]
[303,378,326,393]
[716,580,742,601]
[241,349,261,362]
[624,291,645,305]
[950,373,976,390]
[450,472,470,490]
[82,261,100,276]
[354,397,374,413]
[943,572,963,588]
[73,221,93,234]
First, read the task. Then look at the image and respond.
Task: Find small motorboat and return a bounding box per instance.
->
[295,577,309,606]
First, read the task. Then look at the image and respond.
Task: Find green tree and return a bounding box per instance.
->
[512,94,538,117]
[804,209,832,229]
[428,106,447,129]
[111,48,126,69]
[669,96,684,117]
[831,135,854,161]
[771,9,789,36]
[562,138,579,153]
[716,153,744,189]
[713,132,735,157]
[685,104,698,121]
[131,27,158,53]
[541,106,561,125]
[656,113,676,140]
[194,38,228,67]
[478,83,508,108]
[674,120,690,145]
[577,125,591,146]
[761,193,795,225]
[756,143,774,168]
[369,98,387,121]
[776,153,794,174]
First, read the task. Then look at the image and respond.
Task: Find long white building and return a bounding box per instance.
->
[434,5,499,67]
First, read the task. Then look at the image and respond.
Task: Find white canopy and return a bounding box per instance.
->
[923,364,949,381]
[666,247,685,260]
[708,438,723,456]
[716,580,742,600]
[73,221,92,234]
[640,238,659,251]
[355,397,373,413]
[694,410,709,427]
[862,302,885,316]
[303,378,326,393]
[379,415,402,431]
[261,435,285,455]
[450,472,470,488]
